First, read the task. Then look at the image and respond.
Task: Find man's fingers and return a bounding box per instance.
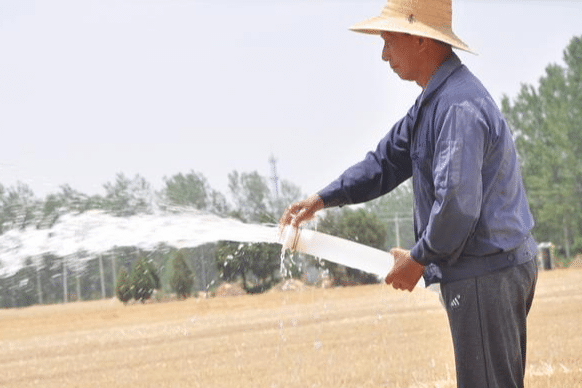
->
[290,209,301,227]
[278,205,299,238]
[387,278,414,292]
[390,247,406,256]
[402,282,414,292]
[279,195,324,242]
[279,204,299,226]
[291,207,310,227]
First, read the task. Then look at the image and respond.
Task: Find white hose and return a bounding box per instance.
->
[280,226,429,290]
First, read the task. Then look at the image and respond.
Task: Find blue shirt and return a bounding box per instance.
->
[318,53,535,283]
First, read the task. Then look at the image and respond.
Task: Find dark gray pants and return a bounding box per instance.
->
[440,260,538,388]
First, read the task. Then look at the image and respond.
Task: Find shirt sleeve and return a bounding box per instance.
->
[318,114,414,208]
[411,102,487,266]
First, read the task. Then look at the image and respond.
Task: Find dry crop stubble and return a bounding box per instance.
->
[0,268,581,387]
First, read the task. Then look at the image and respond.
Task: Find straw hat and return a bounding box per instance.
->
[350,0,474,54]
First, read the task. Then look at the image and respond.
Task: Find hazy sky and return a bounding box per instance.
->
[1,0,581,200]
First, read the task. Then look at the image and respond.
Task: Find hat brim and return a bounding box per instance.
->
[350,16,475,54]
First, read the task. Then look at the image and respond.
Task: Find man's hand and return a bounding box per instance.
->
[278,194,324,232]
[385,248,425,292]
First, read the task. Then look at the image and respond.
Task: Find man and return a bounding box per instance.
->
[278,1,538,387]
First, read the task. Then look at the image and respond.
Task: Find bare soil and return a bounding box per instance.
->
[1,268,581,387]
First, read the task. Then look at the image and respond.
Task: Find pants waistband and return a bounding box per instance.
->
[439,234,537,284]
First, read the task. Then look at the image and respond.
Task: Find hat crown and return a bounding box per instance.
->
[349,0,474,54]
[381,0,452,32]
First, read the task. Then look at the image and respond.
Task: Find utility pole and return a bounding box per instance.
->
[269,154,279,198]
[394,213,400,248]
[76,272,81,302]
[63,257,68,304]
[99,255,106,299]
[111,254,117,294]
[201,255,207,294]
[36,262,43,305]
[387,213,413,249]
[563,220,571,259]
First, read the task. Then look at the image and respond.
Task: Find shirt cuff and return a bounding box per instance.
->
[317,181,350,208]
[410,243,428,266]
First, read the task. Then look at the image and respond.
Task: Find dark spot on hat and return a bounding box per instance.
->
[408,14,415,23]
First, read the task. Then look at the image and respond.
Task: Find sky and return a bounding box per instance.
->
[1,0,581,201]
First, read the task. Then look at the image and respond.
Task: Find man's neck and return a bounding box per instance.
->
[417,48,453,90]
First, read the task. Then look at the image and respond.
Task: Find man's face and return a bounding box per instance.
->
[380,31,422,82]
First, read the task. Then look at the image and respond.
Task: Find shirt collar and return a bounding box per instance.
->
[418,52,463,106]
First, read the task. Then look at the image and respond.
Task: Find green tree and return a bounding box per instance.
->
[163,171,230,216]
[228,170,271,223]
[163,171,209,209]
[0,182,38,231]
[9,258,38,307]
[217,242,280,293]
[38,254,63,303]
[502,35,582,259]
[115,267,132,304]
[214,170,304,290]
[170,250,194,299]
[57,184,103,214]
[365,179,415,250]
[103,173,153,217]
[27,184,103,230]
[0,184,6,234]
[188,244,218,294]
[317,207,387,285]
[37,193,64,229]
[130,256,160,303]
[207,190,230,216]
[217,170,282,291]
[270,179,304,220]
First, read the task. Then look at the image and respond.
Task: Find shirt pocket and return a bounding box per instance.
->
[434,140,462,190]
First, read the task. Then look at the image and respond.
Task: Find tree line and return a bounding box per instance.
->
[0,168,413,308]
[502,35,582,263]
[2,35,580,308]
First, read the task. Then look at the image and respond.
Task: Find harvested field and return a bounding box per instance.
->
[1,268,581,387]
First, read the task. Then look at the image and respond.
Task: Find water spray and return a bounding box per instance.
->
[1,210,433,293]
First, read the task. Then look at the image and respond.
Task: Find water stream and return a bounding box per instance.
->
[0,210,279,277]
[1,209,440,304]
[1,209,420,289]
